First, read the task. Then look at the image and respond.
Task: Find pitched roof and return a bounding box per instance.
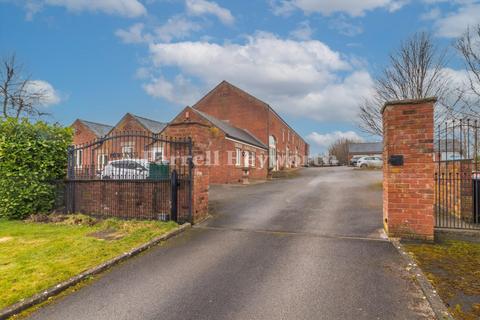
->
[348,142,383,154]
[78,120,113,137]
[193,80,306,145]
[130,114,167,134]
[191,108,268,149]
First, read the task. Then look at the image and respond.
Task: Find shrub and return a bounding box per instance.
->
[0,118,72,219]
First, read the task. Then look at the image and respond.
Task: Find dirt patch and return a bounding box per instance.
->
[0,237,13,243]
[27,214,98,226]
[87,228,125,240]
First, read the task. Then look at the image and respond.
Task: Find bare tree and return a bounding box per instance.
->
[358,32,458,136]
[328,138,360,165]
[0,54,50,119]
[456,25,480,110]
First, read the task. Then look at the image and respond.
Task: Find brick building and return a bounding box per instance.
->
[71,119,113,145]
[71,81,308,184]
[71,114,168,177]
[163,106,269,184]
[193,81,309,171]
[71,119,113,175]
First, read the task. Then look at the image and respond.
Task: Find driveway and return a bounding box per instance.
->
[29,167,434,320]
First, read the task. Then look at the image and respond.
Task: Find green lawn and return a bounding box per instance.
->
[0,215,177,310]
[405,240,480,320]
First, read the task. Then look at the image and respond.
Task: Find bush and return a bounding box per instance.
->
[0,118,72,219]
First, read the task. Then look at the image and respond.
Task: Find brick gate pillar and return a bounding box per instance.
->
[163,120,211,223]
[382,98,436,241]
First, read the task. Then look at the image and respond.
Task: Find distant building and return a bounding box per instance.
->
[191,81,309,172]
[71,119,113,145]
[348,142,383,160]
[70,81,309,184]
[434,139,464,161]
[71,114,168,175]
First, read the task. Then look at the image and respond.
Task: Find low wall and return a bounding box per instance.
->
[66,179,189,221]
[435,160,475,222]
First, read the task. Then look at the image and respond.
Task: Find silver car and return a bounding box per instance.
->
[101,159,150,180]
[356,156,383,168]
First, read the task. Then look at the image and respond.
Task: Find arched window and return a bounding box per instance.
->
[269,135,277,170]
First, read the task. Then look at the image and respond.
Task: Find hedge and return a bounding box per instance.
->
[0,118,72,219]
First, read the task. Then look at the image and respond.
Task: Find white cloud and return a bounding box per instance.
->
[143,75,200,106]
[144,32,374,122]
[307,130,364,150]
[420,7,441,20]
[23,0,147,18]
[434,4,480,38]
[154,16,202,42]
[270,0,407,17]
[25,80,61,106]
[116,17,202,44]
[185,0,234,25]
[329,16,363,36]
[290,20,314,40]
[442,67,480,105]
[115,23,149,44]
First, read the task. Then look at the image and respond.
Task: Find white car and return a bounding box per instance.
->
[356,156,383,168]
[101,159,150,180]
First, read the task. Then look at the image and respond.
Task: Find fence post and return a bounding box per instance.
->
[66,145,75,214]
[170,169,178,222]
[67,146,75,180]
[382,98,436,241]
[188,137,193,222]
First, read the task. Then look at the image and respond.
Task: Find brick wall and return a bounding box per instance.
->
[382,98,436,240]
[68,180,171,220]
[161,115,210,221]
[435,160,474,222]
[192,165,209,222]
[72,120,98,146]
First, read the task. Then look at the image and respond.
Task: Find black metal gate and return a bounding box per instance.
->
[65,131,193,223]
[435,119,480,230]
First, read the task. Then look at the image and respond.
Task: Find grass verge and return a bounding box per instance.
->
[0,215,177,310]
[404,240,480,320]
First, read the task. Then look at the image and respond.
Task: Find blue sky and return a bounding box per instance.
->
[1,0,479,154]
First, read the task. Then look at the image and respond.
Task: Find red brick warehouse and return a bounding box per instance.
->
[193,81,309,168]
[163,81,310,183]
[71,81,310,184]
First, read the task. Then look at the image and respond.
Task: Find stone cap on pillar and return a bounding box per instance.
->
[381,97,437,114]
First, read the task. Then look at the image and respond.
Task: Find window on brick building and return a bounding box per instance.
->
[122,142,134,159]
[269,135,277,170]
[235,148,241,166]
[97,154,108,170]
[75,149,83,168]
[251,152,256,167]
[152,146,163,162]
[244,151,250,167]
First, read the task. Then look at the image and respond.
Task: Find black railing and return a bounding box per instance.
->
[64,131,193,222]
[435,119,480,230]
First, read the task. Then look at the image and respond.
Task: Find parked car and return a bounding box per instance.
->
[350,155,366,166]
[356,156,383,168]
[101,159,151,180]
